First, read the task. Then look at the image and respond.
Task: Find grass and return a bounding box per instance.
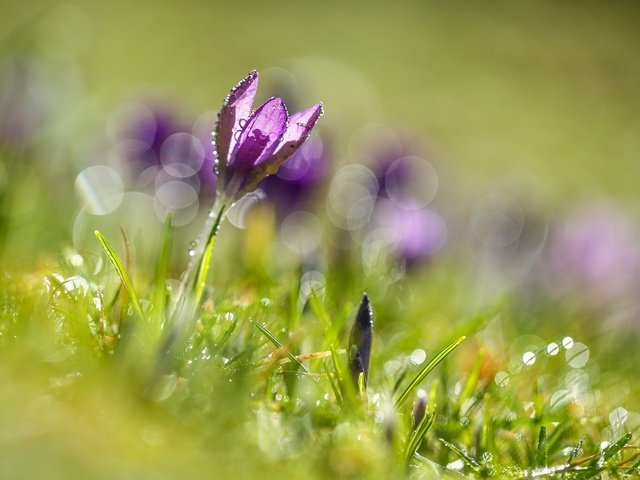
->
[0,213,638,479]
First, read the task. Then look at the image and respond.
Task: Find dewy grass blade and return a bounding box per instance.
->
[395,335,466,408]
[601,433,632,463]
[251,319,310,375]
[439,438,480,472]
[535,425,547,467]
[574,433,632,480]
[95,230,145,322]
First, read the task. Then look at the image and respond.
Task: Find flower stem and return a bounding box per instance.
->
[176,194,229,311]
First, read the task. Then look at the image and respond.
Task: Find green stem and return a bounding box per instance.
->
[175,194,229,310]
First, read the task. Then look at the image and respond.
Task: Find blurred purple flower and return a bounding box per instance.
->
[372,199,447,269]
[117,105,183,174]
[111,102,217,197]
[0,57,51,146]
[360,126,446,269]
[372,145,418,200]
[545,205,640,306]
[259,133,328,217]
[213,70,323,201]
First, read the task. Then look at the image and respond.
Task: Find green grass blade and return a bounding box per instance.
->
[405,408,436,464]
[95,230,145,322]
[440,438,480,472]
[567,436,585,464]
[395,336,466,408]
[322,360,343,407]
[308,290,332,334]
[602,433,632,463]
[458,350,484,407]
[152,214,173,327]
[330,343,358,408]
[535,425,547,467]
[251,319,310,375]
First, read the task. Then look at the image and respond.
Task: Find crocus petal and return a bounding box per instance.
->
[214,70,258,168]
[229,97,288,172]
[271,103,323,165]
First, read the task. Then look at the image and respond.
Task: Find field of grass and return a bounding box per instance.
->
[1,1,640,478]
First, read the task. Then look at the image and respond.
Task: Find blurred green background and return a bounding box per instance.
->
[2,0,639,212]
[2,3,640,478]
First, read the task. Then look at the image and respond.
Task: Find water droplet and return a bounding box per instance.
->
[260,298,272,307]
[188,240,197,257]
[609,407,628,429]
[566,342,589,368]
[495,371,510,387]
[550,389,571,409]
[522,351,536,366]
[447,459,465,471]
[562,336,574,349]
[460,416,469,426]
[238,118,247,128]
[410,348,426,366]
[547,342,560,356]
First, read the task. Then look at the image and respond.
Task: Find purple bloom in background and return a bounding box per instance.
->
[358,125,446,269]
[372,144,418,201]
[0,56,51,147]
[114,104,183,176]
[545,205,640,308]
[259,133,328,217]
[214,70,323,201]
[372,199,447,269]
[110,102,217,197]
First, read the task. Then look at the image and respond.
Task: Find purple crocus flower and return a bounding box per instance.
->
[213,70,323,201]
